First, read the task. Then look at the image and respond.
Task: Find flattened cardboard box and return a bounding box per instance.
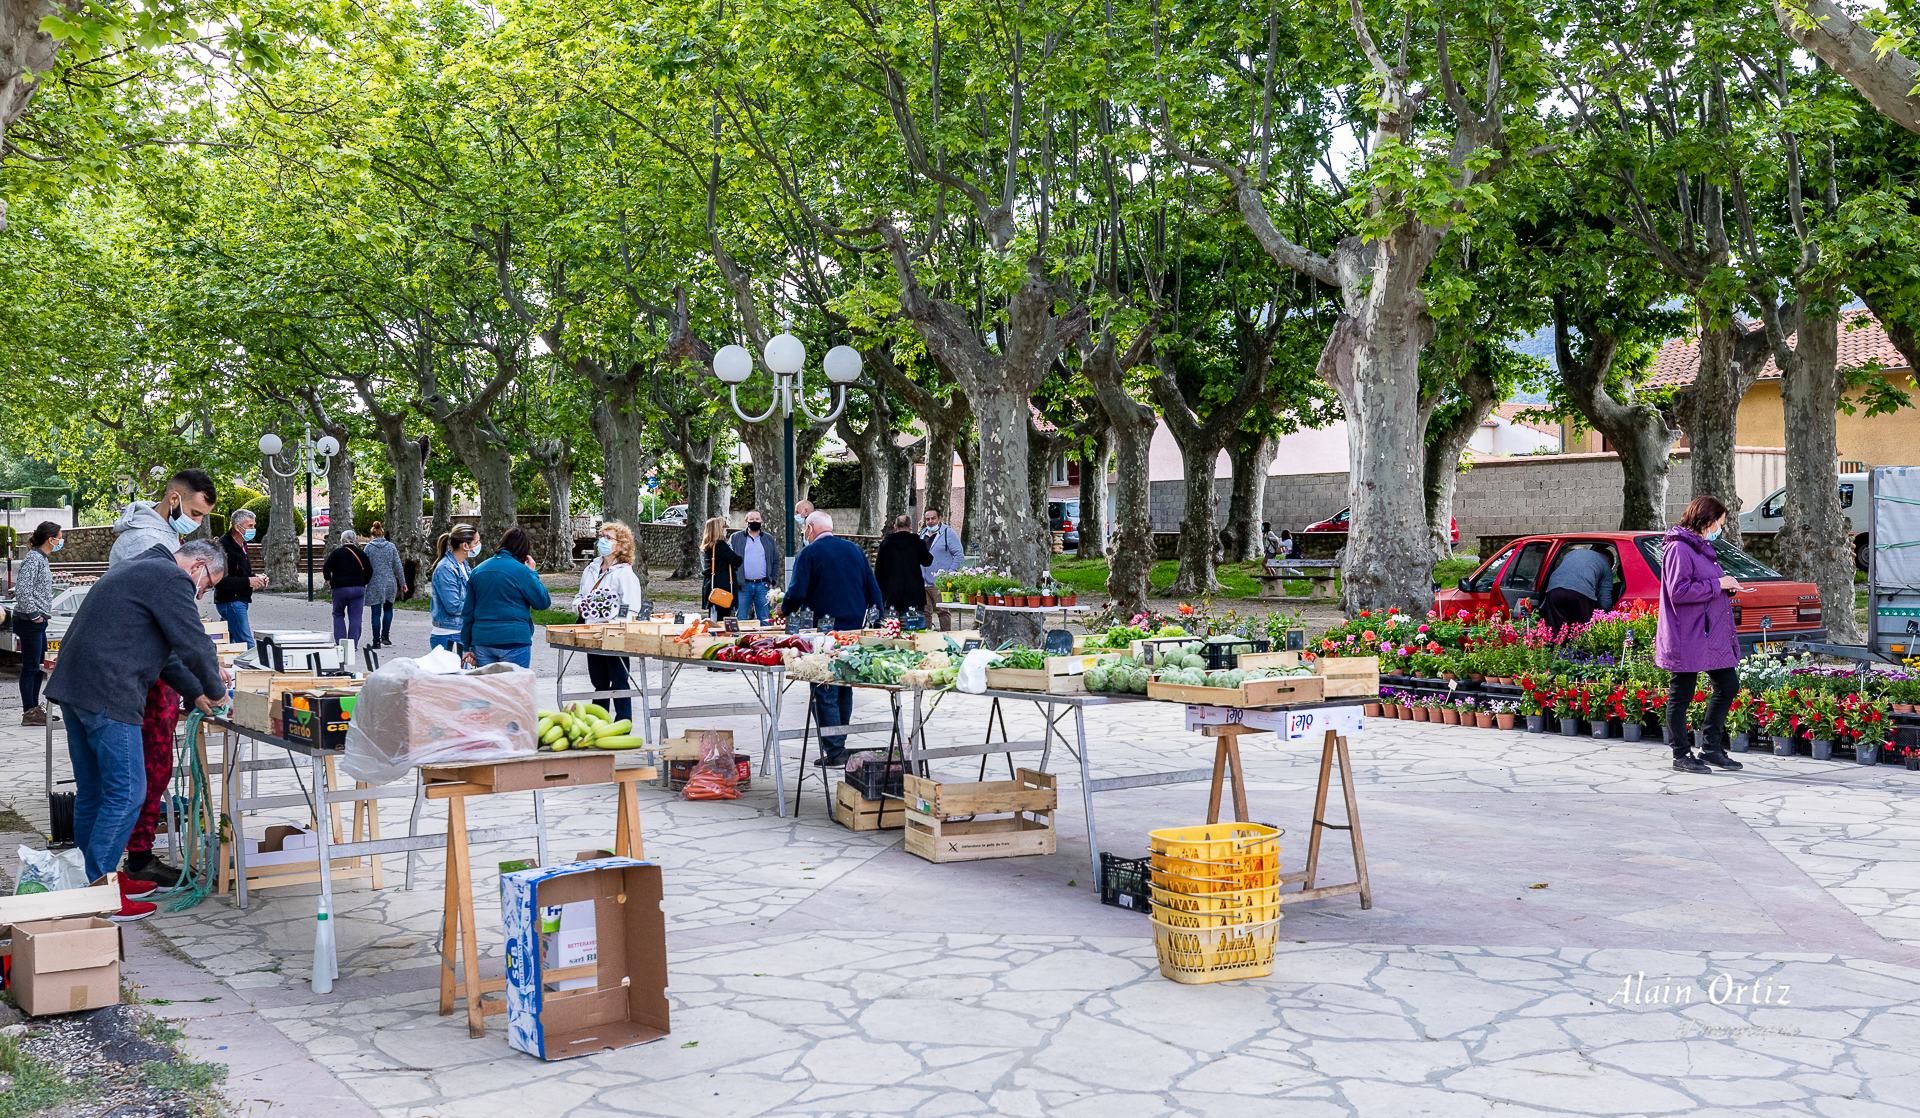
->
[11,917,122,1016]
[501,858,668,1060]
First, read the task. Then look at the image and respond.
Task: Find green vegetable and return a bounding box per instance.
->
[990,647,1048,671]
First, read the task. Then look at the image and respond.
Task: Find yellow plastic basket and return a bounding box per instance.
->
[1152,916,1282,984]
[1151,898,1281,929]
[1149,823,1282,863]
[1150,856,1283,894]
[1151,883,1279,914]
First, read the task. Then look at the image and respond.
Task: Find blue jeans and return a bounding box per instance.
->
[812,684,852,760]
[65,706,146,881]
[472,644,531,668]
[216,600,254,650]
[331,585,365,643]
[736,580,771,623]
[430,633,460,651]
[369,602,395,641]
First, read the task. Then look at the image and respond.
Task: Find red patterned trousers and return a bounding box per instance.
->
[126,681,181,857]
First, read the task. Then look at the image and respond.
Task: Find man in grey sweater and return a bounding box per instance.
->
[1542,546,1617,629]
[47,540,230,893]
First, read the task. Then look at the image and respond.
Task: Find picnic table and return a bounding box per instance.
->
[1256,559,1340,600]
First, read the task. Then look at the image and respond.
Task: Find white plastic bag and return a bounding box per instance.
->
[956,648,997,694]
[342,658,540,784]
[17,845,88,892]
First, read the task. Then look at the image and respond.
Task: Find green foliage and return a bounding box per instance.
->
[808,462,864,511]
[25,486,69,508]
[243,496,303,539]
[139,1057,226,1093]
[0,1034,94,1118]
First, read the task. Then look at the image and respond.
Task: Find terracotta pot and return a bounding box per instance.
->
[1468,674,1484,682]
[1365,703,1382,717]
[1064,594,1077,606]
[1413,707,1429,722]
[1496,713,1515,730]
[1440,672,1456,681]
[1399,707,1414,720]
[1041,596,1057,607]
[1896,704,1915,713]
[1442,710,1460,725]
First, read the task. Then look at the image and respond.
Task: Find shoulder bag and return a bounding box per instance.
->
[707,546,734,609]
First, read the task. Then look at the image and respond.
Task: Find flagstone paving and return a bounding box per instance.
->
[6,665,1920,1117]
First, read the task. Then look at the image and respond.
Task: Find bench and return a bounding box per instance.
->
[1254,560,1339,600]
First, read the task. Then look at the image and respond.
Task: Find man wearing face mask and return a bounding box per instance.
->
[729,512,783,624]
[106,468,220,891]
[46,540,229,919]
[214,508,270,652]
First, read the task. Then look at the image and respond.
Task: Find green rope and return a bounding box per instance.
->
[165,707,221,913]
[1873,494,1920,506]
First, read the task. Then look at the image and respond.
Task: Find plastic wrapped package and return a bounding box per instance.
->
[679,729,739,801]
[956,648,998,694]
[17,845,88,892]
[342,659,540,784]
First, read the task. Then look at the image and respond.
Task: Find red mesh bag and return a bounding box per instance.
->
[679,729,740,801]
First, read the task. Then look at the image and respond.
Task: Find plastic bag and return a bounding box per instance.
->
[342,658,539,784]
[956,648,998,694]
[679,730,739,801]
[17,845,88,892]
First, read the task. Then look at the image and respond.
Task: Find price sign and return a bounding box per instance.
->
[638,601,654,620]
[974,604,986,625]
[724,617,740,634]
[1043,629,1073,655]
[786,615,803,634]
[961,638,982,651]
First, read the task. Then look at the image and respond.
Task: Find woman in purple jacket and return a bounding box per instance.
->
[1655,495,1745,773]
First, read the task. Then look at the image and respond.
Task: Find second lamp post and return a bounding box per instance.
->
[714,333,863,557]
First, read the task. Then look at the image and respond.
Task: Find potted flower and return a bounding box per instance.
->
[1802,691,1840,760]
[1725,689,1756,753]
[1472,698,1495,729]
[1518,682,1549,733]
[1761,688,1801,755]
[1441,697,1461,725]
[1553,688,1580,736]
[1411,697,1430,722]
[1490,699,1518,731]
[1838,692,1889,765]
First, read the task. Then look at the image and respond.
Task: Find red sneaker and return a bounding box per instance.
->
[112,896,157,923]
[120,875,158,898]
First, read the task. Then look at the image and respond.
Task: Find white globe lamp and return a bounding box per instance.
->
[316,435,341,458]
[713,344,754,384]
[763,333,806,376]
[258,434,283,457]
[823,345,863,384]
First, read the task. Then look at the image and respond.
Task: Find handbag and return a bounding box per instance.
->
[707,546,734,609]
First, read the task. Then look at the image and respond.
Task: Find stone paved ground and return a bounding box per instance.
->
[6,632,1920,1117]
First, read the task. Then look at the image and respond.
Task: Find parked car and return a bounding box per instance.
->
[1433,532,1827,653]
[1304,506,1458,546]
[1048,499,1081,551]
[1738,472,1871,570]
[313,510,330,528]
[658,504,688,525]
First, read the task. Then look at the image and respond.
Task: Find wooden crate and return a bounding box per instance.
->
[903,768,1057,819]
[913,629,979,652]
[545,624,602,647]
[834,781,903,831]
[904,810,1056,863]
[1237,650,1302,670]
[984,655,1093,694]
[229,675,334,735]
[1129,636,1199,662]
[1145,674,1325,708]
[1318,655,1381,698]
[421,753,616,795]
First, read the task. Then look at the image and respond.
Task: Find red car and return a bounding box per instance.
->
[1305,507,1459,546]
[1433,532,1827,653]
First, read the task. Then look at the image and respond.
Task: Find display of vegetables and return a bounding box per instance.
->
[535,703,643,750]
[1152,664,1313,688]
[989,646,1048,670]
[1151,644,1207,671]
[1090,624,1188,649]
[710,634,816,665]
[1085,655,1152,694]
[831,646,927,685]
[786,652,836,682]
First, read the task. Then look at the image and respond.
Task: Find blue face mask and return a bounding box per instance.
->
[51,539,63,552]
[242,528,256,542]
[168,500,200,536]
[596,537,614,557]
[1705,527,1722,541]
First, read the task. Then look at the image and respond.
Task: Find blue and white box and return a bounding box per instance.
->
[501,857,669,1060]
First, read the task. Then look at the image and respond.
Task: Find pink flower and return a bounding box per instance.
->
[1418,625,1429,633]
[1427,610,1439,618]
[1379,641,1393,654]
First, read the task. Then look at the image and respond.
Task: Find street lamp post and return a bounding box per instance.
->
[259,429,340,602]
[714,333,863,559]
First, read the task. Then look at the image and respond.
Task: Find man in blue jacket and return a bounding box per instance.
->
[783,511,883,765]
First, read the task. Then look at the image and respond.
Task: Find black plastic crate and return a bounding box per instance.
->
[846,758,905,800]
[1099,852,1150,913]
[1200,638,1266,670]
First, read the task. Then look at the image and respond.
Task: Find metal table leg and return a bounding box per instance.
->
[310,753,337,994]
[1075,705,1099,885]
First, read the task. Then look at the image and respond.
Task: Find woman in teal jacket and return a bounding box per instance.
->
[459,528,551,668]
[429,525,479,651]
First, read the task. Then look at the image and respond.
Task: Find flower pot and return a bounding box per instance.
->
[1592,720,1611,739]
[1468,674,1484,682]
[1857,741,1878,765]
[1440,672,1457,681]
[1559,718,1581,736]
[1475,713,1494,729]
[1041,596,1057,607]
[1906,753,1919,770]
[1730,733,1750,753]
[1399,707,1414,720]
[1413,707,1429,722]
[1525,714,1546,733]
[1497,713,1515,730]
[1895,704,1915,713]
[1622,722,1644,743]
[1773,735,1795,756]
[1064,594,1077,606]
[1661,723,1676,745]
[1442,710,1460,725]
[1364,703,1382,717]
[1811,739,1834,761]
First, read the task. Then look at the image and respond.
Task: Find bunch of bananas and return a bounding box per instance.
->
[536,703,643,750]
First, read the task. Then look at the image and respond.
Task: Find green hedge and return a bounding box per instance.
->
[241,496,304,538]
[25,486,67,508]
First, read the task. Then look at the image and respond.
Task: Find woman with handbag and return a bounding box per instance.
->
[701,517,742,621]
[577,521,645,721]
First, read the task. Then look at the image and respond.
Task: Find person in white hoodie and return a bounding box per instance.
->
[575,521,646,722]
[107,468,219,890]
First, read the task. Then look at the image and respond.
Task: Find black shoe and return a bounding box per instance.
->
[1672,755,1711,774]
[123,856,186,890]
[813,754,848,768]
[1700,751,1744,770]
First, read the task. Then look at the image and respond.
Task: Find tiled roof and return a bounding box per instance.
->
[1645,310,1908,389]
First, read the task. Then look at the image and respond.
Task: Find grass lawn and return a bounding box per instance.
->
[390,598,580,626]
[1052,553,1487,602]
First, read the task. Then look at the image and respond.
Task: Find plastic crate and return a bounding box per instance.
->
[1149,822,1282,862]
[1099,853,1151,913]
[1200,638,1267,670]
[1153,916,1283,984]
[846,758,905,800]
[1151,896,1281,929]
[1151,883,1278,913]
[1151,856,1283,895]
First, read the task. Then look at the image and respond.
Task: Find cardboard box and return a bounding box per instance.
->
[283,691,357,749]
[659,730,734,762]
[9,917,122,1016]
[501,859,668,1061]
[228,674,332,736]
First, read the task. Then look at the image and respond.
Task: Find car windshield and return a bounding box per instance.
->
[1636,535,1783,581]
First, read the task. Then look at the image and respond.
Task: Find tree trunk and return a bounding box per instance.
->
[1773,313,1861,643]
[1028,419,1065,562]
[438,416,515,558]
[1084,324,1160,613]
[884,436,922,526]
[1222,433,1276,563]
[1168,445,1224,598]
[957,433,980,555]
[589,370,645,527]
[1423,356,1501,559]
[921,422,961,526]
[1671,314,1769,548]
[1078,425,1111,559]
[737,421,791,571]
[263,454,299,590]
[1549,298,1681,532]
[368,427,428,596]
[973,390,1047,645]
[429,477,452,551]
[532,440,574,573]
[837,406,887,536]
[668,432,718,582]
[324,432,353,551]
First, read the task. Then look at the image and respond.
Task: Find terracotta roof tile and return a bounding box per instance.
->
[1646,310,1908,389]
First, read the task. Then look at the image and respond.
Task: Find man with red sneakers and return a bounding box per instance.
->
[106,469,218,893]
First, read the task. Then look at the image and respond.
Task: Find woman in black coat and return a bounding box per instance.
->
[701,517,743,620]
[874,515,934,614]
[321,530,372,643]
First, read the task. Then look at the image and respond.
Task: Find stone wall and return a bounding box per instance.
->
[633,522,881,572]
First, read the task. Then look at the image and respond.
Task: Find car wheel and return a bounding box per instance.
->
[1856,536,1870,573]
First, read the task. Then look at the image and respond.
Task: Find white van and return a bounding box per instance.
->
[1737,472,1870,569]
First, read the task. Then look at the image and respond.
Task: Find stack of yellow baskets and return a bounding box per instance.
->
[1148,822,1282,984]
